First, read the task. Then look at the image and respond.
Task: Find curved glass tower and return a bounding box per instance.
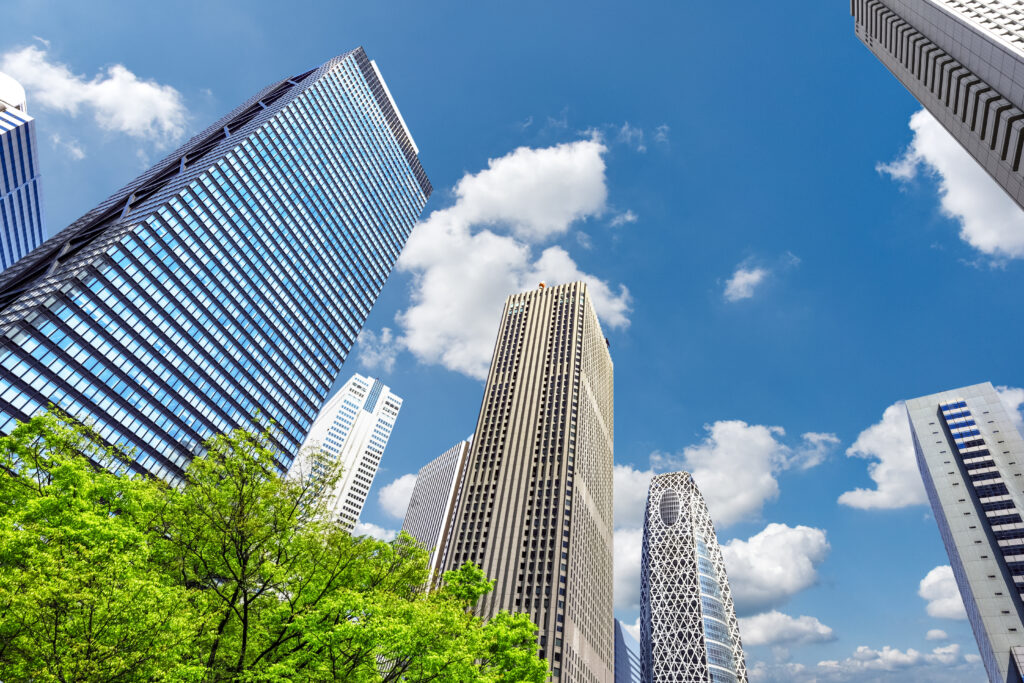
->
[0,48,430,484]
[639,472,746,683]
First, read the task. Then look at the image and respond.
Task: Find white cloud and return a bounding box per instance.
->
[965,654,981,664]
[395,139,630,380]
[724,266,769,302]
[926,629,948,641]
[838,401,926,510]
[818,643,963,674]
[617,122,646,152]
[620,617,640,642]
[653,422,836,528]
[722,523,830,615]
[50,133,84,160]
[654,124,670,144]
[791,432,841,470]
[878,109,1024,260]
[919,566,967,620]
[378,473,417,520]
[610,209,638,227]
[351,521,397,541]
[356,327,399,374]
[614,527,644,611]
[1,45,187,146]
[997,385,1024,436]
[613,464,655,530]
[739,611,835,647]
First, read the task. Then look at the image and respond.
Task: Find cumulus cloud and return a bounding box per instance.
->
[878,109,1024,260]
[378,473,418,520]
[926,629,949,641]
[721,523,830,615]
[620,617,641,642]
[613,464,655,530]
[614,527,644,611]
[1,45,187,146]
[739,611,835,647]
[653,422,838,528]
[610,209,638,227]
[395,139,630,380]
[919,566,967,620]
[818,643,963,674]
[356,327,399,374]
[352,521,397,541]
[724,266,769,302]
[997,385,1024,436]
[50,133,85,160]
[838,401,926,510]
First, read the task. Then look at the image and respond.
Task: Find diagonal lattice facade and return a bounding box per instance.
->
[639,472,746,683]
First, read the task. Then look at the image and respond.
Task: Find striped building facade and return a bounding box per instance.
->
[852,0,1024,208]
[0,73,44,273]
[0,49,430,484]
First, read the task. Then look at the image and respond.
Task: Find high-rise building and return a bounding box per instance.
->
[441,281,614,682]
[401,436,472,579]
[613,619,642,683]
[0,72,44,273]
[290,374,401,528]
[851,0,1024,208]
[640,472,747,683]
[906,382,1024,683]
[0,49,430,484]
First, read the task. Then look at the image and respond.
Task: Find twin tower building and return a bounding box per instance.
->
[0,48,746,682]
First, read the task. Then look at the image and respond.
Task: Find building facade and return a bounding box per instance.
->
[0,72,44,273]
[291,374,401,529]
[401,437,472,579]
[613,619,642,683]
[640,472,746,683]
[441,282,615,682]
[851,0,1024,208]
[0,49,430,484]
[907,382,1024,683]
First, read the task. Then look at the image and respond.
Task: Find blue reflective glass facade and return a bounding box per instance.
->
[0,96,44,273]
[0,48,430,484]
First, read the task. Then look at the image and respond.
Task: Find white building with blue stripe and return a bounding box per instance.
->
[0,72,44,273]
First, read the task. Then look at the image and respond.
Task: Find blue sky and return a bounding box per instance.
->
[5,0,1024,679]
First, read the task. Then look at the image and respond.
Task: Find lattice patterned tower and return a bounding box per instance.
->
[289,374,401,529]
[0,72,45,273]
[639,472,747,683]
[851,0,1024,208]
[401,437,472,580]
[0,49,430,483]
[906,382,1024,683]
[442,281,614,683]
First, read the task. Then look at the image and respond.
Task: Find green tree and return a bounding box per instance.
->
[0,409,550,682]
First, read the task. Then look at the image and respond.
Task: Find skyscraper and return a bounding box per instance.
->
[906,382,1024,683]
[640,472,746,683]
[0,49,430,484]
[291,374,401,529]
[0,72,44,272]
[441,281,614,683]
[401,437,472,579]
[613,619,642,683]
[851,0,1024,208]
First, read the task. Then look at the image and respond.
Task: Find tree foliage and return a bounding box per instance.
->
[0,409,549,682]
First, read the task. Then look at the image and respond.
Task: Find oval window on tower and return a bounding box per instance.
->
[660,489,680,526]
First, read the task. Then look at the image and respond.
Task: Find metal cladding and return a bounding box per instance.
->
[0,48,430,483]
[640,472,747,683]
[441,281,614,682]
[0,74,44,274]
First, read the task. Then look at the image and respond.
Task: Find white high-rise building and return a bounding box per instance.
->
[907,382,1024,683]
[852,0,1024,208]
[640,472,746,683]
[0,72,44,272]
[401,437,472,580]
[292,373,401,528]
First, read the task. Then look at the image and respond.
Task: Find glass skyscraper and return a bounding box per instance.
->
[289,373,401,529]
[0,72,44,273]
[0,48,431,484]
[640,472,746,683]
[907,382,1024,683]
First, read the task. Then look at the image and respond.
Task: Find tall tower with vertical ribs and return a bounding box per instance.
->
[441,281,614,682]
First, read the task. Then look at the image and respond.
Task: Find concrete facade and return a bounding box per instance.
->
[402,437,472,579]
[852,0,1024,208]
[441,281,614,682]
[907,382,1024,683]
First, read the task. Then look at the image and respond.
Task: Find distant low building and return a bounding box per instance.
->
[613,619,641,683]
[0,72,44,273]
